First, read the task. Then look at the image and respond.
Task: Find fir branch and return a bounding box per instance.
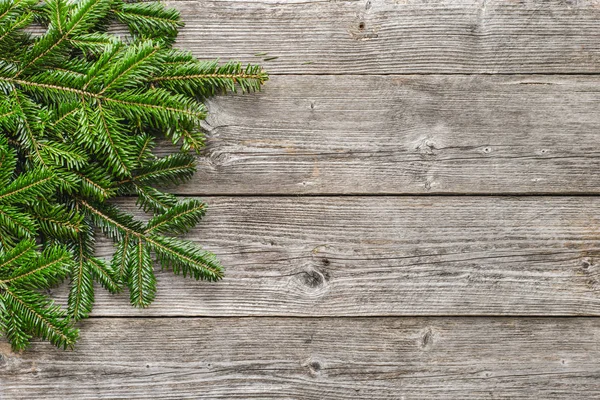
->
[0,168,55,204]
[68,234,94,320]
[145,199,206,235]
[3,245,71,288]
[0,205,36,238]
[127,153,196,186]
[15,0,111,77]
[31,203,83,240]
[147,235,223,281]
[87,256,120,294]
[112,232,131,280]
[0,239,36,272]
[127,238,155,307]
[0,0,265,350]
[131,184,178,214]
[1,287,78,350]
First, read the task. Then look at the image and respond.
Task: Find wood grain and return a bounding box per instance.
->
[46,196,600,316]
[167,0,600,74]
[1,317,598,399]
[163,74,600,195]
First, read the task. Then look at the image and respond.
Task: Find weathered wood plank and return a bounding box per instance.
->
[1,317,598,399]
[167,75,600,195]
[49,196,600,316]
[167,0,600,74]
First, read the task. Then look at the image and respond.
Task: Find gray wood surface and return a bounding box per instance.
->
[3,0,600,398]
[1,317,599,399]
[175,74,600,194]
[168,0,600,74]
[48,196,600,317]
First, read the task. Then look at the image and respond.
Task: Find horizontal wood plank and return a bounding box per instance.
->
[168,0,600,74]
[169,75,600,195]
[1,317,598,399]
[48,196,600,316]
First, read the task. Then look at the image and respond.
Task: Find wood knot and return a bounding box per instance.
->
[290,267,330,297]
[303,269,324,288]
[577,259,599,291]
[416,138,438,157]
[309,361,321,372]
[205,150,233,168]
[303,358,324,377]
[419,328,435,350]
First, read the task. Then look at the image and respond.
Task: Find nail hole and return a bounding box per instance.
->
[358,22,365,30]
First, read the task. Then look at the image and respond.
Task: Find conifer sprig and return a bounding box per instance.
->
[0,0,267,350]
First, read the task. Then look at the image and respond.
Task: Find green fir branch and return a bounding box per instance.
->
[0,0,265,350]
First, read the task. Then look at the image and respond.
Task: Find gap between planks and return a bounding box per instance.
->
[85,315,600,319]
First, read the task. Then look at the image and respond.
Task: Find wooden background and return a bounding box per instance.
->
[2,0,600,398]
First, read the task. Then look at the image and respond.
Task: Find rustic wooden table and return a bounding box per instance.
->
[2,0,600,398]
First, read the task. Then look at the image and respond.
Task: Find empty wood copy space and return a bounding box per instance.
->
[2,0,600,398]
